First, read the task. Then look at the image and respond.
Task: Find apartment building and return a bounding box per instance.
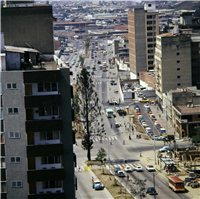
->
[154,32,192,108]
[1,67,76,199]
[128,3,159,77]
[164,87,200,138]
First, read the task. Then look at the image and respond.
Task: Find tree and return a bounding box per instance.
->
[85,37,90,56]
[95,148,107,162]
[79,55,84,67]
[72,88,80,123]
[78,68,101,160]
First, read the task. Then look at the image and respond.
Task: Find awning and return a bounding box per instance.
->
[5,45,39,53]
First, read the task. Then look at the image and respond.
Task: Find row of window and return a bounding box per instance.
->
[146,15,156,19]
[147,26,156,31]
[146,20,156,25]
[38,83,58,92]
[147,38,156,42]
[148,44,156,48]
[38,107,59,116]
[41,155,61,164]
[5,181,62,189]
[40,131,60,140]
[7,83,17,89]
[147,32,156,36]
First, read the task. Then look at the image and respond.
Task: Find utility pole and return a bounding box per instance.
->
[153,173,156,199]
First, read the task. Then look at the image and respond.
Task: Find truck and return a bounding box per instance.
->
[106,109,113,118]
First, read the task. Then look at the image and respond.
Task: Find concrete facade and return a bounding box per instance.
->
[128,6,159,76]
[155,33,192,101]
[1,5,55,54]
[2,71,29,199]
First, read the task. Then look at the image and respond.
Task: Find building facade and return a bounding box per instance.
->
[1,68,76,199]
[128,3,159,76]
[154,33,192,106]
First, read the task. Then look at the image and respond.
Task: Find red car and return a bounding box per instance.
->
[153,118,157,122]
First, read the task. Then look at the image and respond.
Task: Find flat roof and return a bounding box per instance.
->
[176,105,200,115]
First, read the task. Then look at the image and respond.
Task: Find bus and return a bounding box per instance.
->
[106,109,113,118]
[168,177,185,192]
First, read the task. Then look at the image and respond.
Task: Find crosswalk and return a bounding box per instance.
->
[110,163,138,171]
[91,135,118,142]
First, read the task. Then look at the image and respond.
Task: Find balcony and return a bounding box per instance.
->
[25,95,61,108]
[27,143,63,157]
[28,192,65,199]
[27,168,65,182]
[23,70,60,84]
[26,119,62,133]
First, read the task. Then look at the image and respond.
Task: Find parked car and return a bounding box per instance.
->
[160,128,166,135]
[151,135,160,140]
[154,121,159,125]
[114,166,121,173]
[157,125,163,130]
[146,165,155,171]
[152,118,157,123]
[150,115,155,120]
[142,122,148,128]
[124,166,132,173]
[159,148,168,152]
[146,187,158,195]
[93,180,105,190]
[118,170,126,177]
[146,127,152,133]
[135,166,143,172]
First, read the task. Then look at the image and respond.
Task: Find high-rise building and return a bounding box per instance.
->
[1,60,76,199]
[154,32,192,108]
[128,3,159,78]
[1,5,55,54]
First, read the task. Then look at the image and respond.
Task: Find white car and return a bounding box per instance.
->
[146,165,155,171]
[135,166,143,172]
[154,121,159,125]
[146,127,152,133]
[142,122,148,127]
[144,104,150,109]
[124,166,132,173]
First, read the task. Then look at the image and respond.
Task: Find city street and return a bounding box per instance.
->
[65,38,192,199]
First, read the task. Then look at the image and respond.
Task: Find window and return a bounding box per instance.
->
[148,61,154,65]
[1,133,5,143]
[177,83,181,86]
[148,44,153,48]
[177,68,180,71]
[148,55,154,59]
[11,181,22,188]
[39,107,59,116]
[153,20,156,24]
[198,114,200,119]
[9,132,20,139]
[42,180,62,189]
[153,15,156,19]
[177,76,180,78]
[8,108,19,114]
[38,83,58,92]
[1,157,6,168]
[147,15,152,19]
[177,45,180,50]
[1,182,7,192]
[147,27,152,31]
[147,21,152,25]
[148,50,154,53]
[40,131,60,140]
[7,83,17,89]
[147,38,153,42]
[147,32,153,36]
[177,52,180,56]
[10,157,21,163]
[177,60,180,63]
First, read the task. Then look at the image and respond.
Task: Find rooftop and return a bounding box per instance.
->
[176,105,200,115]
[159,32,180,37]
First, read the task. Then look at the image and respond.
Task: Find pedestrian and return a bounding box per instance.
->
[140,151,142,157]
[78,166,80,172]
[110,140,112,145]
[127,175,129,181]
[123,140,125,145]
[159,114,161,118]
[158,159,159,165]
[157,106,158,111]
[189,137,190,142]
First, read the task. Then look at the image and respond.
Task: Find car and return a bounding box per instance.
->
[152,118,157,123]
[91,72,94,75]
[93,180,105,190]
[135,166,143,172]
[97,60,101,64]
[154,121,159,125]
[160,128,166,134]
[139,98,150,102]
[134,105,139,109]
[150,115,155,119]
[95,55,97,57]
[114,166,121,173]
[124,166,132,173]
[146,127,152,133]
[144,104,150,109]
[136,112,141,116]
[159,148,168,152]
[142,122,148,127]
[118,170,126,177]
[140,119,145,124]
[115,123,121,128]
[135,107,140,111]
[109,101,119,105]
[151,135,160,140]
[146,165,156,171]
[76,65,78,67]
[157,125,163,130]
[146,187,158,195]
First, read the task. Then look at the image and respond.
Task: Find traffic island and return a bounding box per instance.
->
[92,169,134,199]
